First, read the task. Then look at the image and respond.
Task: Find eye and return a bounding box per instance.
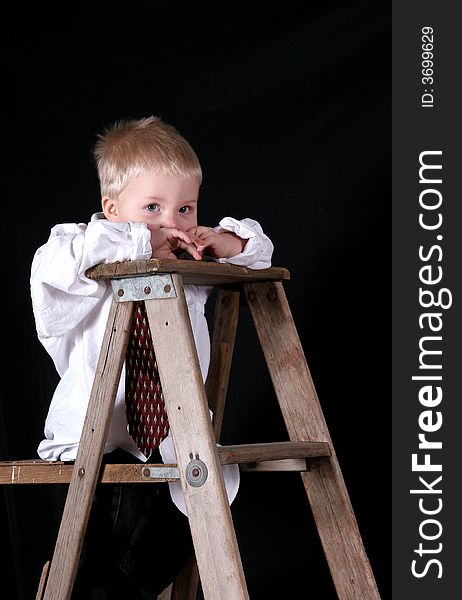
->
[145,203,160,213]
[179,205,191,214]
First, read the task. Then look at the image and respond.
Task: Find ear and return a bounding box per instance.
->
[102,196,119,221]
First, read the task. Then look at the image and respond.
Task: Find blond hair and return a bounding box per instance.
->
[93,116,202,198]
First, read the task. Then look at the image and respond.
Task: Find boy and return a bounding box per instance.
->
[30,116,273,598]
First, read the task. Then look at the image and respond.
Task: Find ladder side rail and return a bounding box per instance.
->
[245,280,381,600]
[206,288,241,439]
[144,274,248,600]
[42,300,134,600]
[171,286,241,600]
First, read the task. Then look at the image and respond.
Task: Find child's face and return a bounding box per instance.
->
[103,170,200,231]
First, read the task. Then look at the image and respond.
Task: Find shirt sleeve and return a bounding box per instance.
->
[30,218,152,338]
[213,217,274,269]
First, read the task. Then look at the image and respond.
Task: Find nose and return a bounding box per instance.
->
[159,211,178,229]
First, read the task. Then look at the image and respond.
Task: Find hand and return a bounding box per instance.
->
[149,227,206,260]
[187,226,247,259]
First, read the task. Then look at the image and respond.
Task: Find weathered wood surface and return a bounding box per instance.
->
[240,459,309,472]
[0,461,179,484]
[245,281,381,600]
[172,285,241,599]
[43,300,134,600]
[36,561,50,600]
[171,555,201,600]
[144,274,248,600]
[218,441,330,464]
[205,288,241,437]
[85,257,290,286]
[1,442,329,484]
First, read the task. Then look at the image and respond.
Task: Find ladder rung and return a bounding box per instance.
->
[0,461,179,485]
[217,441,331,465]
[240,459,309,472]
[0,441,330,485]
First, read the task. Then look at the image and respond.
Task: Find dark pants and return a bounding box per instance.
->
[71,448,193,599]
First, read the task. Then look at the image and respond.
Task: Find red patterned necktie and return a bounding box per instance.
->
[125,301,169,458]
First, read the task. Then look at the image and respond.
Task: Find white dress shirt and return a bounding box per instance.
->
[30,213,273,513]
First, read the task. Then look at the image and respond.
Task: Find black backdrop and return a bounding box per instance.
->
[2,2,390,598]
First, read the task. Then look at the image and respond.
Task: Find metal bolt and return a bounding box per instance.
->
[117,288,125,297]
[142,467,150,477]
[185,459,208,487]
[164,284,171,293]
[267,290,276,301]
[78,468,85,478]
[144,286,151,294]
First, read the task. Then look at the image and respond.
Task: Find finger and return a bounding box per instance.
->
[166,228,194,245]
[176,239,203,261]
[162,228,206,257]
[154,247,178,260]
[196,237,212,251]
[197,230,219,246]
[187,226,214,240]
[187,225,208,236]
[169,229,207,252]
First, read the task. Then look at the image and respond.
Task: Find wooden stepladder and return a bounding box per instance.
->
[1,258,381,600]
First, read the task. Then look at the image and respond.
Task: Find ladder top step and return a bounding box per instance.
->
[85,258,290,286]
